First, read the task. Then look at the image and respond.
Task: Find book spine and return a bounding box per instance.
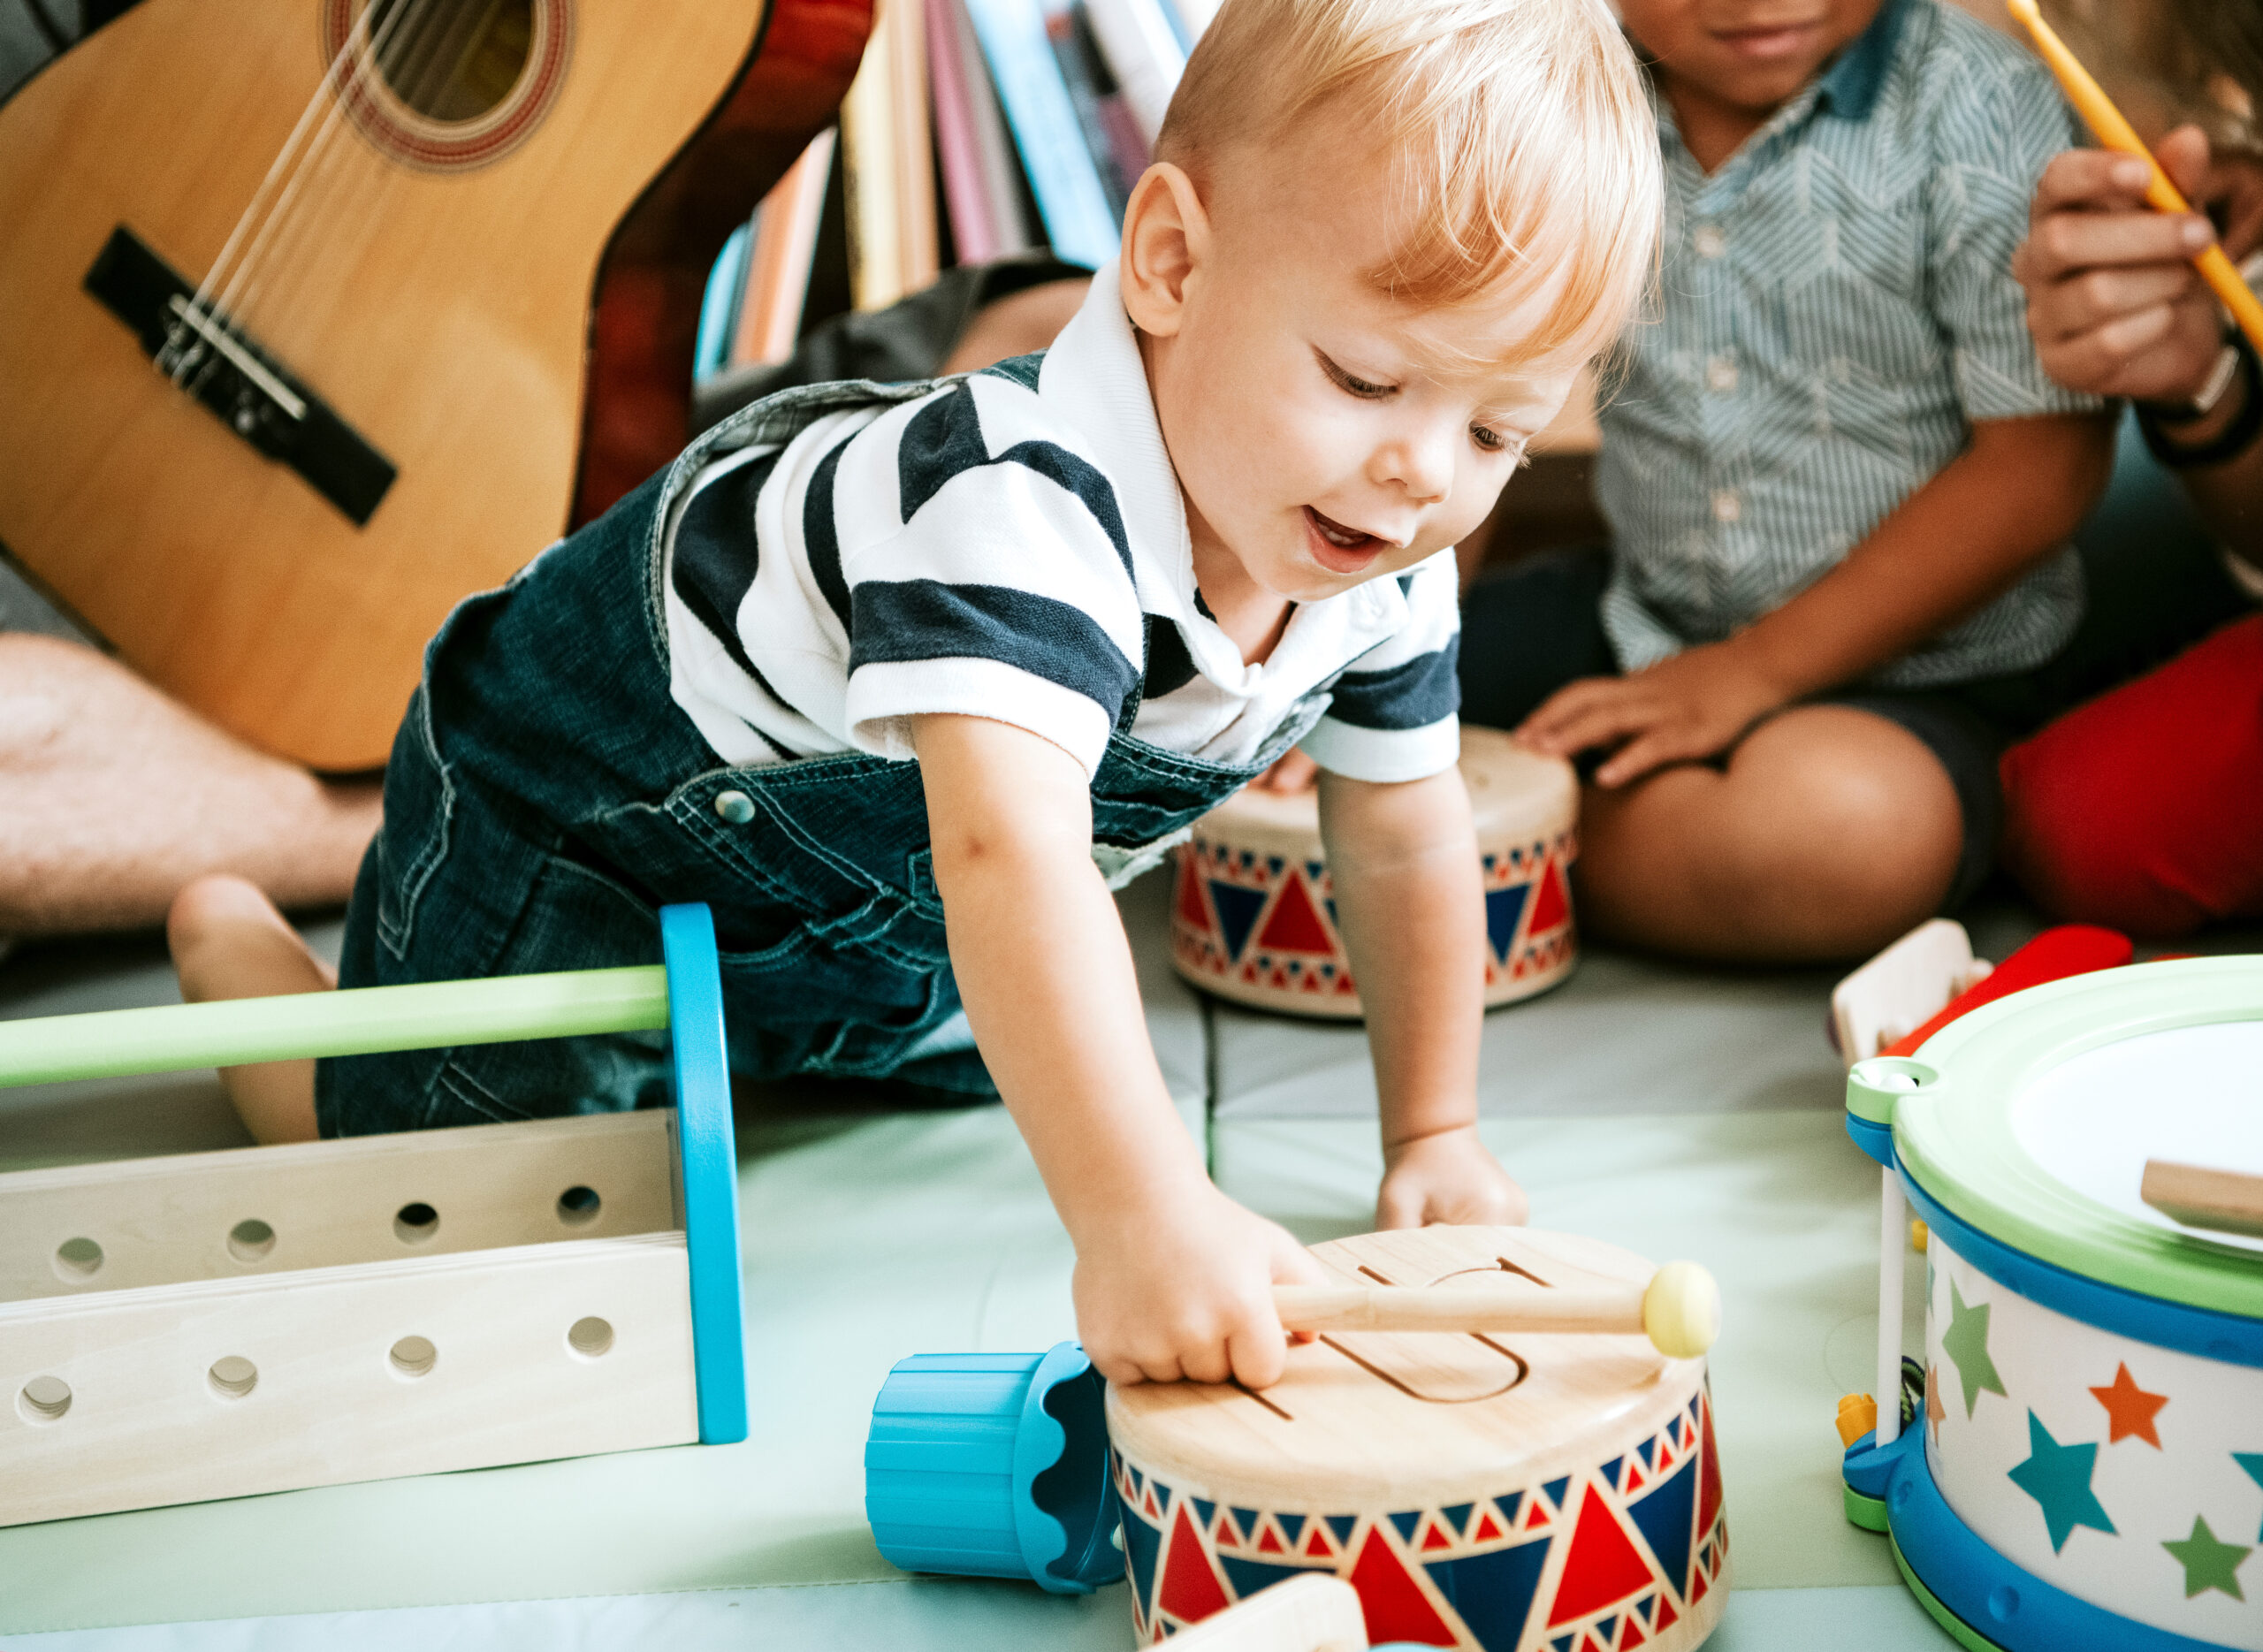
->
[927,0,1002,263]
[887,0,941,295]
[962,0,1120,268]
[1168,0,1216,43]
[951,0,1034,256]
[694,219,753,383]
[1042,1,1131,217]
[842,9,906,311]
[732,129,837,367]
[1084,0,1184,146]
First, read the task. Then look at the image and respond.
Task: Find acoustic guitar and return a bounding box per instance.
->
[0,0,872,771]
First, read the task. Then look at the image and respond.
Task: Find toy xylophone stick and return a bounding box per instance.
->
[2142,1158,2263,1239]
[2006,0,2263,355]
[1272,1260,1719,1358]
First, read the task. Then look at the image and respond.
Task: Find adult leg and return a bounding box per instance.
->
[0,635,380,935]
[2000,614,2263,936]
[1576,704,1965,963]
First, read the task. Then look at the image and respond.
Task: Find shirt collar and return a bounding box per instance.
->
[1814,0,1909,122]
[1038,261,1192,606]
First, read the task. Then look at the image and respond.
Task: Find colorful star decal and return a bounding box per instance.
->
[1941,1280,2007,1419]
[1924,1364,1946,1444]
[2008,1411,2115,1553]
[2088,1363,2168,1448]
[2237,1454,2263,1540]
[2163,1515,2251,1601]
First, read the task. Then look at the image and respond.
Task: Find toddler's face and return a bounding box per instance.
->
[1618,0,1884,113]
[1126,132,1584,607]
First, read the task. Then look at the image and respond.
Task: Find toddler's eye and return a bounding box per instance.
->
[1471,424,1507,453]
[1316,349,1395,399]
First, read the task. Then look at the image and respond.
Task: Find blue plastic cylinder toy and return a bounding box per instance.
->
[864,1341,1122,1594]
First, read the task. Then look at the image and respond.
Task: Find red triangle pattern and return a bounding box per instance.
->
[1525,1499,1551,1531]
[1173,856,1212,932]
[1624,1462,1644,1493]
[1345,1526,1459,1647]
[1257,1525,1284,1555]
[1158,1501,1231,1627]
[1421,1519,1453,1552]
[1548,1482,1657,1627]
[1474,1510,1505,1542]
[1623,1604,1649,1648]
[1654,1595,1679,1632]
[1691,1568,1709,1605]
[1304,1524,1334,1558]
[1217,1519,1239,1550]
[1255,871,1334,955]
[1146,1488,1161,1519]
[1696,1398,1724,1544]
[1529,856,1571,934]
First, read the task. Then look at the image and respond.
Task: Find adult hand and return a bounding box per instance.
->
[1513,640,1790,788]
[2013,127,2263,402]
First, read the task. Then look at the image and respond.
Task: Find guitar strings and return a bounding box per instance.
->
[232,0,489,354]
[174,0,453,389]
[192,0,446,362]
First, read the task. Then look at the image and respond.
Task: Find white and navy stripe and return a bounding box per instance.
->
[662,263,1460,785]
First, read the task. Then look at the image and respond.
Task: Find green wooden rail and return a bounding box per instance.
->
[0,966,671,1089]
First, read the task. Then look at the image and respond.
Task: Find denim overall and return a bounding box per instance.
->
[318,377,1329,1136]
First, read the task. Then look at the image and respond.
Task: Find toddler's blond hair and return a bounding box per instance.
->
[1160,0,1659,363]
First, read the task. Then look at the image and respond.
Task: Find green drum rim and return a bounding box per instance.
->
[1897,955,2263,1319]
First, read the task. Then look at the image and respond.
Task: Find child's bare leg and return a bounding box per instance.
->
[1574,705,1963,963]
[167,875,331,1143]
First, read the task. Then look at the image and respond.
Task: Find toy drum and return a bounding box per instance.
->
[1170,729,1578,1018]
[1843,958,2263,1651]
[1109,1225,1728,1649]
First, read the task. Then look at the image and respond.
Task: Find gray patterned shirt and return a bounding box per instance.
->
[1596,0,2103,689]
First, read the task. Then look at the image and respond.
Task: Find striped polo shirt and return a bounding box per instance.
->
[1600,0,2102,689]
[660,262,1462,785]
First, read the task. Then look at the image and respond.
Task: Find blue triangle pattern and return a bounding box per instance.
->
[1553,1633,1577,1652]
[1276,1513,1307,1545]
[1130,1466,1146,1496]
[1598,1615,1618,1644]
[1497,1492,1524,1526]
[1219,1553,1308,1603]
[1208,884,1268,962]
[1442,1503,1475,1540]
[1151,1478,1172,1511]
[1325,1514,1360,1547]
[1390,1510,1423,1543]
[1425,1537,1553,1652]
[1639,1438,1656,1469]
[1604,1456,1625,1491]
[1123,1498,1164,1615]
[1192,1498,1216,1532]
[1265,856,1284,876]
[1484,884,1531,963]
[1543,1476,1571,1511]
[1629,1455,1699,1602]
[1233,1507,1263,1539]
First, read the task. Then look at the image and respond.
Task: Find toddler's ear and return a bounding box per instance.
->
[1120,163,1208,338]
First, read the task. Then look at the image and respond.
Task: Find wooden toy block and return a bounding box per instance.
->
[1166,1574,1369,1652]
[0,904,744,1528]
[1830,919,1991,1068]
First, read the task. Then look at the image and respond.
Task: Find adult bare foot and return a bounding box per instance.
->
[168,874,331,1143]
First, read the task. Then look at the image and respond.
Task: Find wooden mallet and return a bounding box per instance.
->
[1272,1260,1721,1359]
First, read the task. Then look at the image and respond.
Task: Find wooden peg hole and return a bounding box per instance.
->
[567,1316,614,1359]
[52,1237,103,1281]
[227,1220,276,1263]
[389,1336,438,1379]
[393,1202,440,1245]
[207,1356,258,1400]
[556,1185,602,1226]
[17,1376,71,1423]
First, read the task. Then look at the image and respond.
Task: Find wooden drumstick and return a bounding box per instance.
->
[2006,0,2263,356]
[1273,1260,1720,1359]
[2141,1159,2263,1239]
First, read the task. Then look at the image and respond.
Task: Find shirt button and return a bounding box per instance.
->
[1706,355,1738,392]
[1692,225,1726,259]
[1711,490,1741,524]
[714,790,755,825]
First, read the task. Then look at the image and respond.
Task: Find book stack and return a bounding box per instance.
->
[693,0,1210,383]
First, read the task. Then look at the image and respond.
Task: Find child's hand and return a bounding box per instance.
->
[1515,641,1788,787]
[1376,1124,1528,1228]
[1072,1183,1329,1389]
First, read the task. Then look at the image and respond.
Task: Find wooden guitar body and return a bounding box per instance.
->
[0,0,869,770]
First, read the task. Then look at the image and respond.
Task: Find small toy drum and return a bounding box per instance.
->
[1843,959,2263,1651]
[1109,1226,1728,1649]
[1170,729,1578,1018]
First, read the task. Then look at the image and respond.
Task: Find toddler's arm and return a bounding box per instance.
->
[1317,765,1527,1229]
[1520,411,2114,784]
[913,712,1326,1388]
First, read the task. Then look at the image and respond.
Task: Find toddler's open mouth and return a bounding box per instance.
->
[1303,506,1386,573]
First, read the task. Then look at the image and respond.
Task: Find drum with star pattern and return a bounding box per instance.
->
[1107,1226,1728,1650]
[1169,729,1578,1018]
[1849,959,2263,1651]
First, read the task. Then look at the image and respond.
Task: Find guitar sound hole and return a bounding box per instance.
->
[366,0,535,125]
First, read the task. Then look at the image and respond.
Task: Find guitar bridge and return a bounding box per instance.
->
[83,227,397,526]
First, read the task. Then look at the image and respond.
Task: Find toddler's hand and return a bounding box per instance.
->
[1377,1124,1528,1229]
[1515,642,1787,787]
[1073,1183,1328,1389]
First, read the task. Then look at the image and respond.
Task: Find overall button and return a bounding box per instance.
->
[714,790,756,825]
[1692,225,1726,259]
[1706,355,1738,392]
[1711,490,1741,524]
